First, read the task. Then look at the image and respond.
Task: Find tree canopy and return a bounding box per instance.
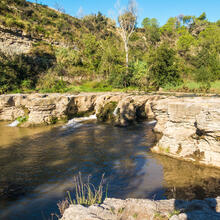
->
[0,0,219,93]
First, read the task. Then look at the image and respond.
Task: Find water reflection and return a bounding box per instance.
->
[0,121,160,219]
[154,155,220,200]
[1,121,220,219]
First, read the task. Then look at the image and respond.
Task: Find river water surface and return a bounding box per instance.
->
[1,120,220,220]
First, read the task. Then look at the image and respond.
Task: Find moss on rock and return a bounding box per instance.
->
[97,101,118,123]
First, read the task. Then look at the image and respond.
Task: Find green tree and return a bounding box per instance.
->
[147,44,181,88]
[177,33,195,54]
[160,17,178,37]
[142,17,160,45]
[192,48,220,87]
[130,60,149,88]
[81,34,101,74]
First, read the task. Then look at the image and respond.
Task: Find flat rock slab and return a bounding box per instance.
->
[61,197,220,220]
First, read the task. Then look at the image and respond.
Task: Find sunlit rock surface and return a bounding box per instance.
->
[151,97,220,168]
[61,197,220,220]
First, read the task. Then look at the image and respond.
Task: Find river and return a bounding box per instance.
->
[1,120,220,220]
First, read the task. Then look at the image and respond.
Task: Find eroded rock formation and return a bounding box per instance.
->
[151,97,220,168]
[0,93,161,126]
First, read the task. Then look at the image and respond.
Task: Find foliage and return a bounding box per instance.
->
[148,44,182,88]
[191,47,220,88]
[177,33,195,53]
[130,60,149,88]
[142,17,160,45]
[17,115,28,124]
[0,0,219,93]
[0,43,55,93]
[160,17,178,37]
[36,71,68,93]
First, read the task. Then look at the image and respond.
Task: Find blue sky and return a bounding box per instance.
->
[29,0,220,26]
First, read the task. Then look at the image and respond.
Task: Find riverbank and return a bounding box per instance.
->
[60,197,220,220]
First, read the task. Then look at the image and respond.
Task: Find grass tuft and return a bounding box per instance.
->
[67,172,107,206]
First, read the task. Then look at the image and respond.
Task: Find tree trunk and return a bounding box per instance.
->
[124,40,129,70]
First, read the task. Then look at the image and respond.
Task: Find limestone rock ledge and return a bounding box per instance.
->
[0,93,162,126]
[60,197,220,220]
[151,97,220,168]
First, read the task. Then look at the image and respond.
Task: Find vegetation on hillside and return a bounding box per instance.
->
[0,0,219,93]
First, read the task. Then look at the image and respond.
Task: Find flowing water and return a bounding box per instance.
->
[1,120,220,220]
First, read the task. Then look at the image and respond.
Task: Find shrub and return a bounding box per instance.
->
[21,79,32,90]
[130,60,149,88]
[147,44,182,88]
[191,47,220,89]
[108,65,128,88]
[37,72,68,93]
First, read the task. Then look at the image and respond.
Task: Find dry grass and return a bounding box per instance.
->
[57,199,70,216]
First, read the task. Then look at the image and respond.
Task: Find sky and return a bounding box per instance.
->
[29,0,220,26]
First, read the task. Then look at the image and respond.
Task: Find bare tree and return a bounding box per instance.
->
[117,0,137,70]
[54,1,65,13]
[76,6,84,19]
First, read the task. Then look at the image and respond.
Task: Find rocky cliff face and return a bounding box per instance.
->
[0,93,219,168]
[0,27,33,55]
[151,97,220,168]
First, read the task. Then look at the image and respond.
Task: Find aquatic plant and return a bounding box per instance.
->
[17,115,28,124]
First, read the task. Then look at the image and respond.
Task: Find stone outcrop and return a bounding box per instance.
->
[0,93,219,168]
[0,26,70,55]
[0,27,33,55]
[151,97,220,168]
[0,93,162,127]
[60,197,220,220]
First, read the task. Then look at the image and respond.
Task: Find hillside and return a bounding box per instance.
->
[0,0,219,93]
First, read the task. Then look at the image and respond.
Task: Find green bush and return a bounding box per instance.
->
[147,44,182,88]
[130,60,149,88]
[192,48,220,85]
[37,72,68,93]
[108,65,128,88]
[177,33,195,53]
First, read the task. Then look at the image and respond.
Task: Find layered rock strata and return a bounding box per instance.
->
[0,27,33,55]
[0,93,161,126]
[151,97,220,168]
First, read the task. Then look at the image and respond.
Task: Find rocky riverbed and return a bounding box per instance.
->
[0,93,219,168]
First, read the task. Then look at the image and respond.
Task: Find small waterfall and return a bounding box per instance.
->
[146,120,157,125]
[62,114,97,129]
[8,120,20,127]
[113,105,119,116]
